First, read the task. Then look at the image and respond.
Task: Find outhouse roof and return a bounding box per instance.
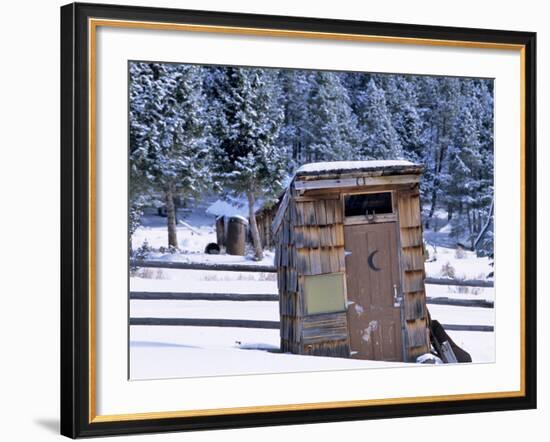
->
[294,160,423,179]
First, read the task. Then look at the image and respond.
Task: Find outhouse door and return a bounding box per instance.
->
[344,222,403,361]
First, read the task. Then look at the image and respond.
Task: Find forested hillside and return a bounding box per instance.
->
[130,62,494,255]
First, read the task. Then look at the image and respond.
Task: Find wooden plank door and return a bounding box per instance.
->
[344,222,403,361]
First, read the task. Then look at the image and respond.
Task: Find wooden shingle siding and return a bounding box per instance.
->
[405,319,429,347]
[256,211,273,249]
[401,247,426,271]
[329,248,341,273]
[294,199,343,227]
[280,290,299,317]
[302,340,351,358]
[309,248,322,275]
[294,225,344,248]
[314,201,327,225]
[403,270,425,293]
[398,192,422,228]
[398,188,429,360]
[296,246,345,275]
[324,199,336,224]
[276,201,297,355]
[400,226,423,248]
[302,313,349,344]
[403,292,427,321]
[275,193,351,358]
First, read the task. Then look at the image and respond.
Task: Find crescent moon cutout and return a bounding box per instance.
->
[368,250,381,271]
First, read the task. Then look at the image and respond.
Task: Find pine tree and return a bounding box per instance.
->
[129,62,212,249]
[442,80,494,250]
[473,79,495,255]
[211,67,287,260]
[445,104,482,245]
[356,79,403,160]
[339,71,373,112]
[129,62,494,259]
[384,76,425,162]
[417,77,461,228]
[279,69,315,168]
[306,72,361,162]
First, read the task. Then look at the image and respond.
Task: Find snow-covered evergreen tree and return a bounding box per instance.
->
[383,76,425,162]
[279,70,315,168]
[305,72,361,162]
[442,80,494,251]
[210,67,287,260]
[417,77,461,228]
[445,104,483,244]
[129,62,212,249]
[129,62,494,256]
[356,79,403,159]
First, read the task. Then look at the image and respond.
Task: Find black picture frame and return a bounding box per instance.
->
[60,2,537,438]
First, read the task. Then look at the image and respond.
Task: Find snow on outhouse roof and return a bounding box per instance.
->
[294,160,423,178]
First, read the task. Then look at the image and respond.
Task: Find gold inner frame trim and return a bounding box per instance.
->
[88,17,527,423]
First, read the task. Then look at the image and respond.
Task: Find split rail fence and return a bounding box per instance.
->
[129,259,494,333]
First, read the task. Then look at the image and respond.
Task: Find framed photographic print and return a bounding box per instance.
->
[60,2,537,438]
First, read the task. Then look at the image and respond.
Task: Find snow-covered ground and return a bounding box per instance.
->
[132,201,217,255]
[130,200,495,380]
[130,325,494,380]
[132,200,275,271]
[424,243,493,282]
[130,326,405,380]
[129,276,495,379]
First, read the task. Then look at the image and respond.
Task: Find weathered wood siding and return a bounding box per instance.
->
[397,187,430,361]
[275,169,429,363]
[275,195,351,357]
[256,207,276,249]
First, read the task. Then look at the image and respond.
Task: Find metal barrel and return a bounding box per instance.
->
[226,216,248,256]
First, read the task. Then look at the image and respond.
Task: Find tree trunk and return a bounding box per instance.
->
[467,209,474,249]
[426,127,448,229]
[473,197,494,251]
[247,191,263,260]
[165,185,178,249]
[426,186,438,229]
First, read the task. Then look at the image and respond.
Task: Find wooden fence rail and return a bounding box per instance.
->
[130,259,276,273]
[129,317,493,332]
[130,259,494,333]
[424,277,493,288]
[130,291,279,302]
[130,317,280,329]
[425,297,493,308]
[130,259,494,288]
[130,291,494,308]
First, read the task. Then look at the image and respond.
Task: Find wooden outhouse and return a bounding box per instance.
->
[272,160,430,362]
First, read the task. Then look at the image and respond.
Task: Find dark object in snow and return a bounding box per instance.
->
[157,205,178,223]
[215,216,226,247]
[226,216,248,256]
[204,242,220,255]
[157,206,167,217]
[429,318,472,363]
